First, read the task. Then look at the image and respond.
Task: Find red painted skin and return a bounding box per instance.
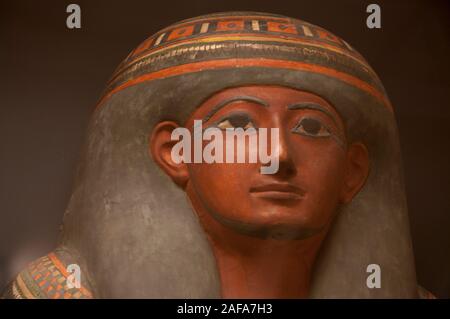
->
[150,85,369,298]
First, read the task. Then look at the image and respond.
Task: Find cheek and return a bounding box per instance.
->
[311,153,346,185]
[187,163,256,214]
[300,146,347,213]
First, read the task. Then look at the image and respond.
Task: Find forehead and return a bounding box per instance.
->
[192,85,340,118]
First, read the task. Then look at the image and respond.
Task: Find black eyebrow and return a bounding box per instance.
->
[287,102,337,125]
[202,95,269,123]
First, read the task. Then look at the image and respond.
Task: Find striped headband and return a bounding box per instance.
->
[98,12,391,111]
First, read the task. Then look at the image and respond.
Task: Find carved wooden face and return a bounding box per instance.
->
[151,85,369,240]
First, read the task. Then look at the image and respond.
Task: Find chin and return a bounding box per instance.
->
[250,204,317,224]
[215,209,326,240]
[252,223,323,240]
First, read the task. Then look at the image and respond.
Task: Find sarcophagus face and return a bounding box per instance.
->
[3,12,418,299]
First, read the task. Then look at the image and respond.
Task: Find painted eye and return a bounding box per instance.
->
[217,114,255,130]
[292,118,331,137]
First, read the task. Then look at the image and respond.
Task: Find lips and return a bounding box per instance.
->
[249,183,305,201]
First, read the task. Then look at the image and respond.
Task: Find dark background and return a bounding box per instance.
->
[0,0,449,298]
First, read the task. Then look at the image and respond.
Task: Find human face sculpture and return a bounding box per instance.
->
[151,85,369,241]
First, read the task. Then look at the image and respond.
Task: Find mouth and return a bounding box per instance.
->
[249,183,305,201]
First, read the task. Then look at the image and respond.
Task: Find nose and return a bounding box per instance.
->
[274,128,297,178]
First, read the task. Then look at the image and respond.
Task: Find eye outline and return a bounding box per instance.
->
[291,116,332,138]
[213,112,257,131]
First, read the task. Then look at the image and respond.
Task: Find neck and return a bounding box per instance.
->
[187,185,328,298]
[212,233,325,298]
